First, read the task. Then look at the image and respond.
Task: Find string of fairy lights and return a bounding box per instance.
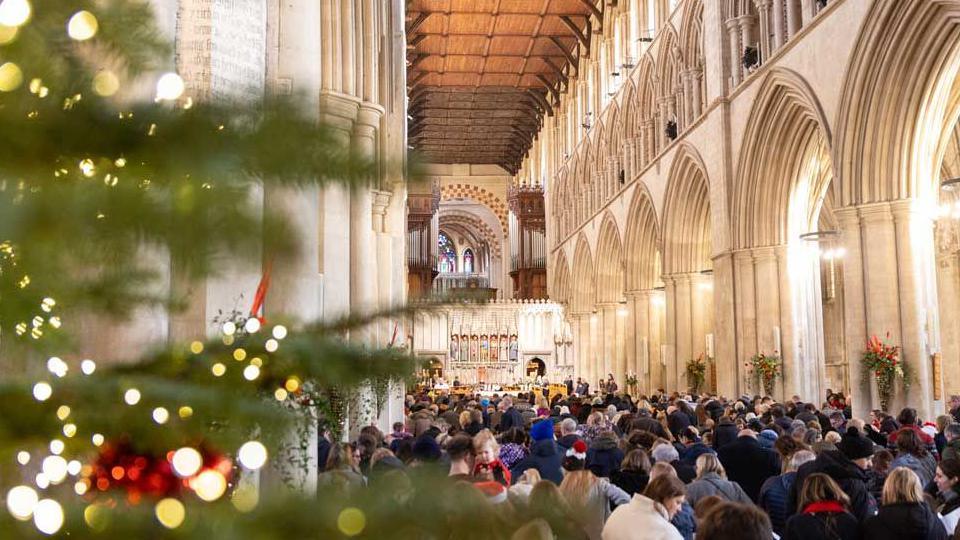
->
[0,0,297,534]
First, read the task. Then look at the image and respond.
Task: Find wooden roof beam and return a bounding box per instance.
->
[559,16,589,51]
[536,74,561,104]
[577,0,602,28]
[548,37,578,70]
[406,12,430,35]
[526,89,553,117]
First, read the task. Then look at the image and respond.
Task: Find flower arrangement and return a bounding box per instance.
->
[625,372,639,394]
[862,333,910,412]
[686,355,707,393]
[747,352,781,396]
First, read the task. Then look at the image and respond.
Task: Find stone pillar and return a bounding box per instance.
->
[663,276,680,390]
[599,303,618,383]
[725,18,742,87]
[587,311,600,387]
[786,0,802,38]
[690,69,703,119]
[753,1,771,65]
[936,225,960,399]
[839,202,942,419]
[836,207,872,419]
[771,0,785,50]
[733,249,758,394]
[890,202,939,417]
[713,253,739,397]
[800,0,815,26]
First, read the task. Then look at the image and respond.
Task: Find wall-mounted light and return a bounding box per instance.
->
[617,300,628,317]
[939,178,960,219]
[622,56,636,69]
[800,230,844,260]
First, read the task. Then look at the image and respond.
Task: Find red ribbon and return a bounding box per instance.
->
[249,261,272,322]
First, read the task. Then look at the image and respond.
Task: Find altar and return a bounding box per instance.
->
[411,299,574,386]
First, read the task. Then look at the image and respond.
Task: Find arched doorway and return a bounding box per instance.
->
[526,357,546,378]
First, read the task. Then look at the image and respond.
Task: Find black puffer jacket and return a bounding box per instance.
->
[586,431,624,478]
[789,450,876,522]
[609,468,649,496]
[862,502,948,540]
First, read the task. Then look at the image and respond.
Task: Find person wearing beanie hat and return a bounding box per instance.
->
[411,433,442,463]
[563,439,588,471]
[510,419,564,485]
[789,427,877,523]
[530,418,555,442]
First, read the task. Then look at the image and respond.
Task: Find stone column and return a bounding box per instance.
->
[800,0,815,26]
[936,225,960,398]
[753,1,771,65]
[836,207,872,419]
[725,18,742,87]
[786,0,802,39]
[598,303,618,383]
[771,0,785,50]
[890,201,939,416]
[733,249,759,395]
[689,69,703,119]
[713,252,739,396]
[663,276,680,390]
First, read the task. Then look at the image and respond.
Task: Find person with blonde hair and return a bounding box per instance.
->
[473,429,511,485]
[529,480,585,539]
[318,442,365,494]
[684,453,752,507]
[782,473,859,540]
[863,467,948,540]
[560,446,630,540]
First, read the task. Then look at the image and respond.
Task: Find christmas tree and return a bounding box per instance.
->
[0,1,448,537]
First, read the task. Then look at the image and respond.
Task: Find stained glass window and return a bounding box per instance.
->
[463,248,475,273]
[438,232,456,273]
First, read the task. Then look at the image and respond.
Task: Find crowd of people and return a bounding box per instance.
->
[317,388,960,540]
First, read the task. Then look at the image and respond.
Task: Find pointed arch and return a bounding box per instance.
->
[552,250,572,305]
[662,143,712,275]
[595,212,626,303]
[655,24,682,99]
[837,0,960,206]
[733,68,833,249]
[679,0,704,70]
[571,234,597,313]
[620,79,638,137]
[624,184,662,291]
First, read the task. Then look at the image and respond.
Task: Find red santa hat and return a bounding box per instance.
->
[474,481,508,504]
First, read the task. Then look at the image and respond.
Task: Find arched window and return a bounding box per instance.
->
[463,248,475,273]
[438,232,456,273]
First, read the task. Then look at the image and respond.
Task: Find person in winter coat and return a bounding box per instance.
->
[684,453,752,508]
[934,458,960,536]
[610,449,651,496]
[790,426,877,522]
[888,407,938,457]
[783,473,860,540]
[760,449,815,536]
[891,428,938,487]
[942,424,960,462]
[601,474,686,540]
[863,467,948,540]
[716,429,781,502]
[712,417,739,450]
[497,396,524,433]
[561,448,632,540]
[652,442,695,484]
[558,418,582,453]
[678,427,715,468]
[588,430,625,479]
[510,419,564,484]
